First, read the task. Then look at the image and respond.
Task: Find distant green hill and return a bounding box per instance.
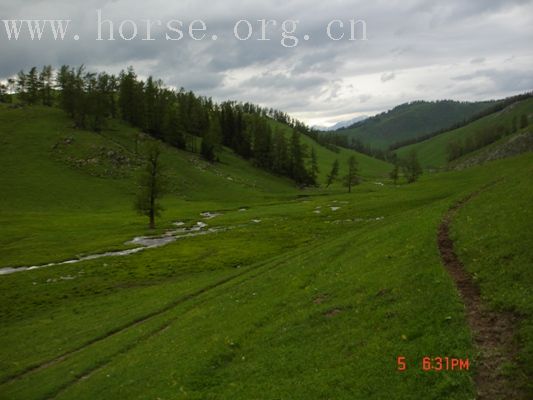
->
[395,97,533,168]
[337,100,495,149]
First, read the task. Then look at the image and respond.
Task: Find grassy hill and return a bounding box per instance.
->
[269,119,392,181]
[337,100,495,149]
[396,97,533,168]
[0,103,532,399]
[0,104,390,268]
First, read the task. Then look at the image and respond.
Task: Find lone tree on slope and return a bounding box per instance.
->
[389,162,400,184]
[135,144,167,229]
[345,155,359,193]
[403,150,422,183]
[326,159,339,188]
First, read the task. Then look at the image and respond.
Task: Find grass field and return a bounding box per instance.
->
[0,104,532,399]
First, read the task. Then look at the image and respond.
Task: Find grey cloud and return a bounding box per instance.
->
[452,69,533,92]
[359,94,372,103]
[1,0,532,125]
[380,72,395,82]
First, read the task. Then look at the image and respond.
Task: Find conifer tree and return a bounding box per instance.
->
[389,162,400,184]
[26,67,40,104]
[251,116,273,169]
[272,130,289,175]
[135,144,166,229]
[309,147,319,185]
[403,150,422,183]
[289,130,308,184]
[326,159,339,188]
[16,70,28,103]
[345,155,359,193]
[39,65,53,106]
[520,114,529,129]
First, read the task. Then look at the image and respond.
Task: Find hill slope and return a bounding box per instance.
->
[396,97,533,168]
[270,120,392,182]
[0,104,390,267]
[0,104,532,399]
[337,100,495,149]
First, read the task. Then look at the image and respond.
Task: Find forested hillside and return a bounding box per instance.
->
[336,100,496,149]
[7,65,389,188]
[395,97,533,168]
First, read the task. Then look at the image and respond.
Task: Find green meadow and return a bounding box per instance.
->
[0,103,532,399]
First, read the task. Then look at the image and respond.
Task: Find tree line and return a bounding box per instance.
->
[389,92,533,151]
[447,114,530,162]
[8,65,321,186]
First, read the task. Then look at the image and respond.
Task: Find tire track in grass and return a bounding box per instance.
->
[0,273,240,386]
[1,257,272,386]
[44,231,354,399]
[1,233,342,390]
[437,186,523,399]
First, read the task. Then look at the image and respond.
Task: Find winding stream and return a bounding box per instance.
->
[0,221,227,276]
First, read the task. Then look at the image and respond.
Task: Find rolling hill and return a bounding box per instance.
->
[0,103,390,268]
[395,97,533,168]
[336,100,496,149]
[0,102,532,399]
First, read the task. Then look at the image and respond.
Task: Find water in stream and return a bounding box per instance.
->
[0,221,226,276]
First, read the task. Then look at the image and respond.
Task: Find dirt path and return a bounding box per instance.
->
[437,190,523,399]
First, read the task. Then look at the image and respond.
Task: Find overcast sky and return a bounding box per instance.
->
[1,0,532,126]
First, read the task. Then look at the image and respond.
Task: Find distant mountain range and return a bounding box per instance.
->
[333,100,497,149]
[313,115,369,132]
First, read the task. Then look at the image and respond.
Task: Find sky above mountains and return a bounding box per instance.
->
[1,0,532,126]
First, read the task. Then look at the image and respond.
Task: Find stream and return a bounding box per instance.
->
[0,221,227,276]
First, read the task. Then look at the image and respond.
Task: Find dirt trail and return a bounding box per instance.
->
[437,190,523,399]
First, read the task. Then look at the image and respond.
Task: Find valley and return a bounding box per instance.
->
[0,97,531,399]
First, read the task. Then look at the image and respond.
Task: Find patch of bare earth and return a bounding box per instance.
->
[438,191,525,399]
[324,308,342,318]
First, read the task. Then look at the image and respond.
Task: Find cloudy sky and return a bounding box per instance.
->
[1,0,532,126]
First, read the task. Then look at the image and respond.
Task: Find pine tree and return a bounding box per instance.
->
[309,147,319,185]
[135,144,166,229]
[389,163,399,184]
[403,150,422,183]
[272,130,289,175]
[520,114,529,129]
[144,76,157,134]
[200,113,221,162]
[163,106,186,149]
[118,67,145,127]
[345,155,359,193]
[326,159,339,188]
[57,65,76,116]
[0,83,7,103]
[39,65,53,106]
[289,130,308,184]
[251,116,273,169]
[26,67,40,104]
[16,70,28,103]
[71,66,87,128]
